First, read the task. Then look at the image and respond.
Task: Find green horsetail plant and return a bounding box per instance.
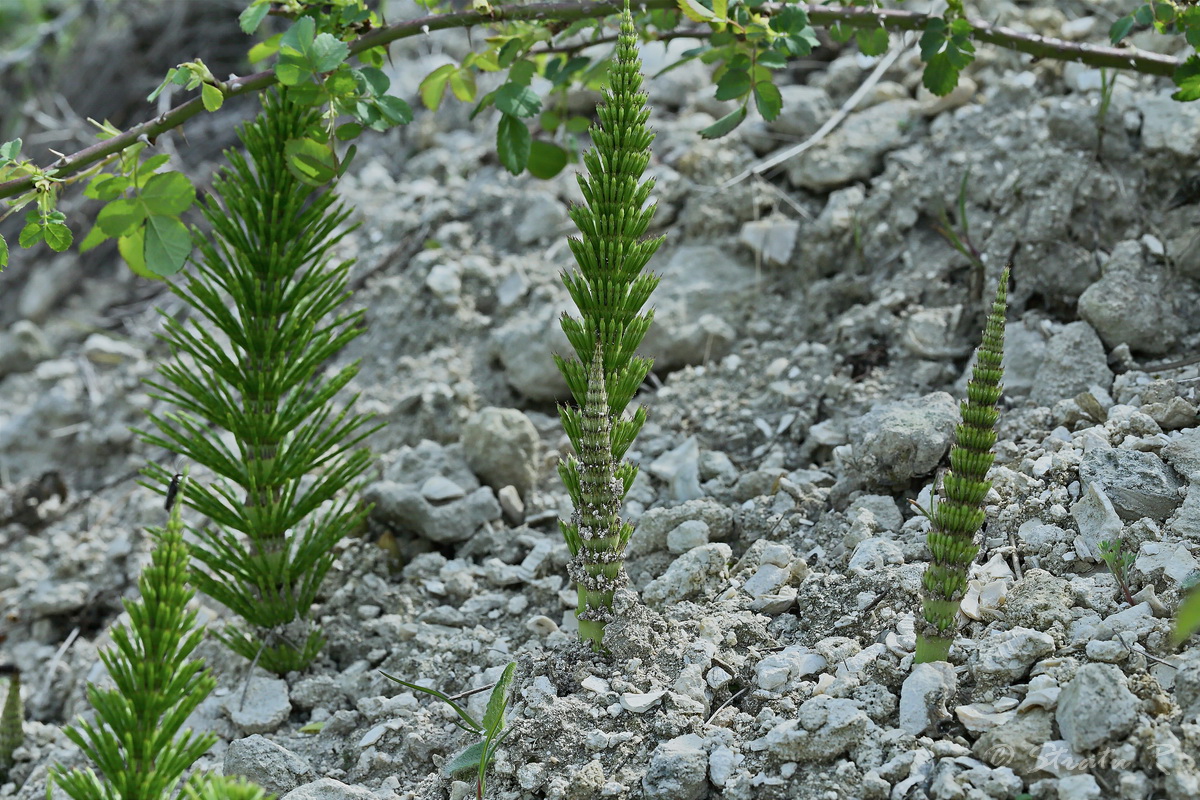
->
[915,266,1009,664]
[50,474,220,800]
[183,775,275,800]
[555,0,664,651]
[0,667,20,785]
[138,90,377,674]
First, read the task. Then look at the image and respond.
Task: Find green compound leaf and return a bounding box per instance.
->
[1109,14,1136,44]
[678,0,720,23]
[276,17,348,85]
[0,138,19,163]
[699,104,747,139]
[119,228,157,279]
[201,83,224,112]
[78,223,108,252]
[449,68,477,102]
[239,0,270,34]
[528,141,568,179]
[419,64,456,111]
[43,222,72,252]
[753,81,782,121]
[497,112,531,174]
[714,69,751,101]
[1173,55,1200,101]
[376,95,413,125]
[141,171,196,216]
[920,17,975,96]
[857,26,889,56]
[495,83,541,118]
[0,233,8,268]
[311,33,350,73]
[143,215,191,276]
[98,197,148,237]
[18,221,44,248]
[284,137,338,185]
[357,66,390,96]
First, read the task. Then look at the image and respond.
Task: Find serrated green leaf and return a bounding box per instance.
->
[118,228,157,280]
[678,0,719,23]
[85,174,130,201]
[202,82,224,112]
[43,222,72,252]
[508,59,536,86]
[18,221,43,248]
[0,233,8,268]
[857,26,889,56]
[920,17,975,96]
[758,50,788,69]
[335,122,363,140]
[528,140,568,179]
[497,112,531,174]
[1175,586,1200,643]
[239,0,270,34]
[326,68,357,96]
[1173,55,1200,101]
[715,69,751,101]
[249,33,281,64]
[97,197,148,237]
[311,33,350,73]
[1109,15,1136,44]
[276,55,311,86]
[770,5,808,34]
[753,81,782,121]
[284,137,338,185]
[142,172,196,216]
[419,64,456,111]
[498,39,523,68]
[143,215,190,275]
[828,22,854,44]
[376,95,413,125]
[280,16,316,52]
[495,83,541,117]
[78,224,109,252]
[449,69,477,102]
[140,154,171,175]
[445,741,487,777]
[699,104,748,139]
[0,138,20,162]
[357,66,390,96]
[1134,3,1153,25]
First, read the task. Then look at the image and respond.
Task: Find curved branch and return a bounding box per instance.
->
[0,1,1182,201]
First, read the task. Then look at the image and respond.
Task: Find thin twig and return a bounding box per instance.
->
[705,687,749,725]
[721,35,914,189]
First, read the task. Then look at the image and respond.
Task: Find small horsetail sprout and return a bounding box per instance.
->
[555,0,663,651]
[51,472,221,800]
[915,266,1009,664]
[0,667,21,785]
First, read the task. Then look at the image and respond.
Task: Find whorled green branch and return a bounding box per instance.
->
[556,1,663,650]
[915,266,1009,664]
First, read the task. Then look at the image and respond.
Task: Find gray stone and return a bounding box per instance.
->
[461,407,540,499]
[626,499,734,558]
[848,538,904,574]
[1078,448,1183,522]
[515,192,571,244]
[642,733,708,800]
[647,436,703,502]
[739,217,799,267]
[493,304,571,401]
[364,480,501,543]
[758,696,869,762]
[1152,726,1200,800]
[1057,774,1102,800]
[755,646,827,692]
[1077,241,1184,355]
[764,84,833,139]
[848,495,903,532]
[1071,482,1124,559]
[1163,429,1200,481]
[0,321,54,378]
[281,778,378,800]
[785,100,920,191]
[1174,649,1200,723]
[1136,541,1198,585]
[1140,92,1200,158]
[899,662,955,735]
[667,520,710,554]
[420,475,465,502]
[224,677,291,735]
[643,544,732,606]
[972,708,1054,777]
[849,392,959,488]
[1031,322,1112,408]
[974,627,1056,683]
[224,735,313,796]
[1056,663,1139,751]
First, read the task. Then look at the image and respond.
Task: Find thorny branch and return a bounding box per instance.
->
[0,1,1183,201]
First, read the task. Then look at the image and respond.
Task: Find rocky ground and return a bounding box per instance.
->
[4,0,1200,798]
